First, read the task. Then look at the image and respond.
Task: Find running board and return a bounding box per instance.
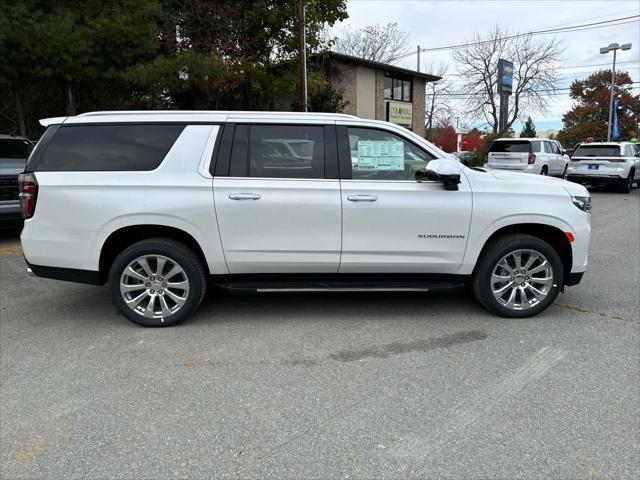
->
[214,281,464,293]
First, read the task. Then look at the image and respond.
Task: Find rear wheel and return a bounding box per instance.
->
[472,234,563,318]
[540,166,548,176]
[109,238,207,327]
[618,170,634,193]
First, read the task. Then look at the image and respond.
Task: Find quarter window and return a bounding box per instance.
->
[231,125,324,179]
[347,127,434,181]
[36,124,185,171]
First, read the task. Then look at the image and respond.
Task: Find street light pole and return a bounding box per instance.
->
[600,42,632,142]
[606,48,617,142]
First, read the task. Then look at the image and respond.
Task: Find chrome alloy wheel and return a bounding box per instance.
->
[120,255,190,320]
[490,249,554,311]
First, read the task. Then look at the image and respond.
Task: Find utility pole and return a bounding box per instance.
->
[417,46,420,72]
[298,0,308,112]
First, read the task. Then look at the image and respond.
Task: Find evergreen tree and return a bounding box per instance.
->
[520,117,537,138]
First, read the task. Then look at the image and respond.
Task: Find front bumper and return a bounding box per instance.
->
[565,271,584,286]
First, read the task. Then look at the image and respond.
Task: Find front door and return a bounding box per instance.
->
[213,124,341,273]
[337,125,472,273]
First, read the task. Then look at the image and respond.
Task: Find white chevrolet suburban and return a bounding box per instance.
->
[20,111,591,327]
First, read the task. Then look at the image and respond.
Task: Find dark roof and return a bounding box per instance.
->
[326,51,442,82]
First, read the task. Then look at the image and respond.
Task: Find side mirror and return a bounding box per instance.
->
[562,149,567,155]
[416,159,462,191]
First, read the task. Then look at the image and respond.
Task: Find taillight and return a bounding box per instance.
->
[528,153,536,164]
[18,173,38,219]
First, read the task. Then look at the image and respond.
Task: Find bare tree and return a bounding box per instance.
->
[334,23,409,63]
[452,25,563,133]
[424,63,453,134]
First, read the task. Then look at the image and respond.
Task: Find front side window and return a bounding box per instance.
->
[247,125,324,179]
[36,124,185,171]
[348,127,434,180]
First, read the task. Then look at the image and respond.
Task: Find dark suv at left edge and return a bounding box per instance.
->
[1,134,33,221]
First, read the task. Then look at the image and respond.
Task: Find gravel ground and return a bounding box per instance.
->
[1,188,638,479]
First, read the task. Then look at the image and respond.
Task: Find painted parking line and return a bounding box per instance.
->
[0,245,23,256]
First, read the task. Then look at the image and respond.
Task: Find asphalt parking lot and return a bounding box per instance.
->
[1,188,638,479]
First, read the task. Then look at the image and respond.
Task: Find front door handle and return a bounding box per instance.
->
[347,195,377,202]
[229,193,261,200]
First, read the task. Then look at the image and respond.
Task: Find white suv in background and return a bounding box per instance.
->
[487,138,569,177]
[566,142,640,193]
[20,111,591,327]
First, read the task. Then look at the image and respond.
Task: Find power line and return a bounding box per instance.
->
[391,15,640,60]
[437,82,640,98]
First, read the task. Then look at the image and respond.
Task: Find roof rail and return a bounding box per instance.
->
[77,110,357,118]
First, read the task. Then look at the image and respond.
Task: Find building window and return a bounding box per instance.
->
[384,75,412,102]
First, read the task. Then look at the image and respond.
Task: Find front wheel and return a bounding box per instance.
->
[109,238,207,327]
[472,234,563,318]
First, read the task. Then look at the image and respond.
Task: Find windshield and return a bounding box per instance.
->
[0,138,33,159]
[489,140,531,153]
[574,145,621,157]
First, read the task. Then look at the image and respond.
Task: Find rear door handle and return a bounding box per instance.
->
[229,193,261,200]
[347,195,377,202]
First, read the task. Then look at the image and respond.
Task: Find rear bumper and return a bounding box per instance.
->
[565,174,624,185]
[25,259,101,285]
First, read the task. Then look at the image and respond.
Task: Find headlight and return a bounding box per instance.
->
[572,195,591,212]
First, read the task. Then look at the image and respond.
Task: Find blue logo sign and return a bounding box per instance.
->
[612,96,620,140]
[498,59,513,94]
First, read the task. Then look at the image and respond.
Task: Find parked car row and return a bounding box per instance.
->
[478,137,639,194]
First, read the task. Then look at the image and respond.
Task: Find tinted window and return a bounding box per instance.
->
[37,124,185,171]
[489,140,531,153]
[348,127,434,180]
[0,139,32,159]
[247,125,324,179]
[573,145,621,157]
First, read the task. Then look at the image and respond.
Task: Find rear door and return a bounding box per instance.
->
[543,140,561,174]
[487,140,531,169]
[212,123,342,273]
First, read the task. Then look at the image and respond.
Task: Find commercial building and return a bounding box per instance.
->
[315,52,441,137]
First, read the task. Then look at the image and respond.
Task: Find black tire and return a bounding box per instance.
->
[618,170,634,193]
[540,166,548,176]
[108,238,207,327]
[472,234,563,318]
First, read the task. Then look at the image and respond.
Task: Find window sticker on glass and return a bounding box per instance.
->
[356,140,404,171]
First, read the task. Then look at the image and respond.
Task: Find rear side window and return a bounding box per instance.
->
[230,125,325,179]
[573,145,621,157]
[489,141,531,153]
[36,124,185,171]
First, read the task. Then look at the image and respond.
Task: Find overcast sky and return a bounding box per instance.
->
[337,0,640,131]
